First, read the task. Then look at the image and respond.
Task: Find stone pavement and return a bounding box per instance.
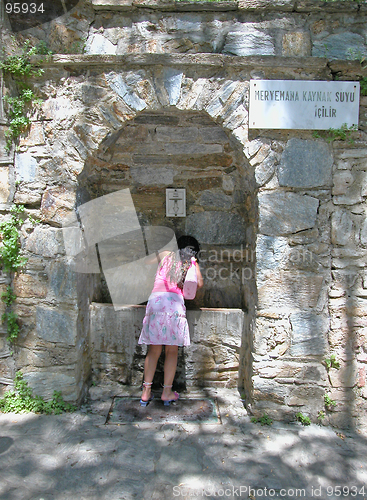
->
[0,385,366,500]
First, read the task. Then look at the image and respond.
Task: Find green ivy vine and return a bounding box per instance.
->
[0,204,38,342]
[361,77,367,96]
[0,40,50,151]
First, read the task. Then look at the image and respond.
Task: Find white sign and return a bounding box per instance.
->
[249,80,360,130]
[166,188,186,217]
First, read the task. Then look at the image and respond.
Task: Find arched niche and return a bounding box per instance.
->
[78,109,257,312]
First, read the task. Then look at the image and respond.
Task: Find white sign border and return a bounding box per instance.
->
[249,79,360,130]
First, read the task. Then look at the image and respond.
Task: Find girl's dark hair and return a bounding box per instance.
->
[177,235,200,259]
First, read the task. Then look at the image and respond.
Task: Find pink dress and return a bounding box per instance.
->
[138,253,190,346]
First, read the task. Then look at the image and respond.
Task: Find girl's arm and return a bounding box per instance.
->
[195,261,204,288]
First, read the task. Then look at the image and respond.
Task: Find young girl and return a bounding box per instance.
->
[138,235,203,406]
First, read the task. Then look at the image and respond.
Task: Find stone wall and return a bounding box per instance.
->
[0,0,367,429]
[90,304,244,388]
[5,0,367,60]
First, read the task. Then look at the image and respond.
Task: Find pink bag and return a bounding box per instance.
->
[183,258,198,300]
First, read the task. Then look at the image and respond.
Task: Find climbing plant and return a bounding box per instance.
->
[0,204,38,341]
[0,40,50,151]
[361,77,367,96]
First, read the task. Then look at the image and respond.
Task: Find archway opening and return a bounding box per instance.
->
[78,109,257,395]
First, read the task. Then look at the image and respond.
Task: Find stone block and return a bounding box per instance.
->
[25,226,65,258]
[0,127,12,163]
[13,273,47,299]
[332,170,354,196]
[223,30,275,56]
[289,312,329,356]
[42,97,81,122]
[297,0,358,11]
[48,260,78,300]
[238,0,295,10]
[198,190,232,209]
[256,235,290,278]
[253,316,290,356]
[134,114,179,126]
[312,32,366,60]
[14,153,37,182]
[188,176,222,193]
[130,166,174,185]
[90,304,143,355]
[164,143,223,155]
[185,212,247,245]
[258,271,324,312]
[41,186,76,226]
[186,308,244,387]
[19,123,45,147]
[0,167,11,204]
[331,210,353,246]
[249,143,271,167]
[358,366,366,388]
[282,32,311,57]
[278,139,333,188]
[255,151,276,187]
[80,84,109,106]
[252,376,289,404]
[162,68,183,106]
[329,360,358,388]
[23,370,78,401]
[155,126,199,142]
[259,191,319,236]
[92,0,133,10]
[333,171,366,205]
[85,33,116,55]
[13,191,41,206]
[16,345,79,368]
[107,73,147,112]
[287,385,324,407]
[199,127,228,143]
[36,306,78,346]
[222,174,235,193]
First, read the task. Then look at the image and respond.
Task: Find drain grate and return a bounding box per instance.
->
[107,396,221,424]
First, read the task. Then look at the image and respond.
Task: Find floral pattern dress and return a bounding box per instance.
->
[138,254,191,346]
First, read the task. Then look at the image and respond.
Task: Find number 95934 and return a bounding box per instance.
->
[5,3,45,15]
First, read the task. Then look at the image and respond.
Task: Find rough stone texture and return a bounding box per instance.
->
[186,212,247,245]
[223,30,275,57]
[0,167,11,204]
[257,271,324,313]
[313,33,367,60]
[25,226,65,258]
[0,1,366,426]
[36,306,78,346]
[258,192,319,236]
[22,371,78,401]
[90,303,244,388]
[289,312,329,356]
[331,210,353,246]
[40,187,76,226]
[282,31,311,57]
[14,152,37,183]
[278,139,333,188]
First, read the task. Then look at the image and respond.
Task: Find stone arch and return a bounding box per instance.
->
[66,67,258,393]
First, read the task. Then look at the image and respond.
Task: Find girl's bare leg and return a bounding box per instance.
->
[161,345,179,400]
[141,345,162,401]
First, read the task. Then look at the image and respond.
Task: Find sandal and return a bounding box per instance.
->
[161,385,179,406]
[140,382,154,407]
